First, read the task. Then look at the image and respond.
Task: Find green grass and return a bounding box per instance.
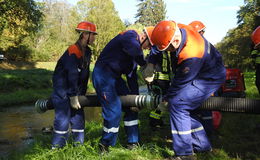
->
[244,72,260,99]
[1,66,260,159]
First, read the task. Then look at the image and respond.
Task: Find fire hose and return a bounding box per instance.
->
[35,94,260,114]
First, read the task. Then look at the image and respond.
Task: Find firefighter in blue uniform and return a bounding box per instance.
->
[147,47,172,129]
[145,20,226,160]
[251,26,260,94]
[92,27,153,152]
[189,20,214,137]
[51,21,97,148]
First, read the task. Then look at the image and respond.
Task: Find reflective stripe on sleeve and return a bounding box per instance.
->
[154,72,170,81]
[149,111,161,119]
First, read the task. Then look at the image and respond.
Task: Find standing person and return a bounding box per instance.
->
[92,27,153,153]
[189,20,215,137]
[142,26,172,129]
[147,47,172,129]
[51,21,97,148]
[251,26,260,94]
[189,20,206,35]
[148,20,226,160]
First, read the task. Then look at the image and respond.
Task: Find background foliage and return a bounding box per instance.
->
[0,0,259,71]
[215,0,260,70]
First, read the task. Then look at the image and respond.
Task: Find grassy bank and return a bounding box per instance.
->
[0,62,145,107]
[1,62,260,159]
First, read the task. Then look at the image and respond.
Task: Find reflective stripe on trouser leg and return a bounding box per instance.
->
[168,84,217,155]
[92,66,121,146]
[123,106,139,143]
[71,108,85,144]
[169,102,194,156]
[190,113,212,152]
[52,96,70,148]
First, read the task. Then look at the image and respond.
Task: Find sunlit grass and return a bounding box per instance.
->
[1,64,260,159]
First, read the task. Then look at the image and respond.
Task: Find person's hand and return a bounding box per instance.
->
[69,96,81,110]
[130,106,140,112]
[141,63,155,83]
[157,101,168,112]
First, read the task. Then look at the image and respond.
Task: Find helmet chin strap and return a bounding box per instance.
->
[140,36,148,48]
[87,32,91,45]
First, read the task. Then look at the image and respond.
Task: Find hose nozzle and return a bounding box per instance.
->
[35,99,49,113]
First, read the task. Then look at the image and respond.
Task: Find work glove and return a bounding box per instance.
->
[141,63,155,83]
[130,106,140,112]
[69,96,81,110]
[157,101,168,112]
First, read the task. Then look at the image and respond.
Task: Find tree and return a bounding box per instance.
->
[216,0,260,70]
[0,0,43,60]
[135,0,166,26]
[28,0,80,61]
[77,0,125,60]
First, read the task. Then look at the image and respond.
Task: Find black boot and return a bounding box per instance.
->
[126,142,140,150]
[166,155,197,160]
[98,143,109,155]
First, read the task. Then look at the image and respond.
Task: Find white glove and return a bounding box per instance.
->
[157,101,168,112]
[130,107,140,112]
[141,63,155,83]
[69,96,81,110]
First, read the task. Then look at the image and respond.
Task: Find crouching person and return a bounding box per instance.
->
[92,27,153,153]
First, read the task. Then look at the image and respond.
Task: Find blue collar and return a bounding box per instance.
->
[175,29,186,57]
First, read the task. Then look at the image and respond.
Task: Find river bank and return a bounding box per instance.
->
[1,61,260,159]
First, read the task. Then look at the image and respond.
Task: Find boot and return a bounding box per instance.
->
[126,142,140,150]
[98,143,109,155]
[166,155,197,160]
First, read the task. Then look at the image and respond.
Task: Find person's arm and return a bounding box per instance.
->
[63,53,80,97]
[251,50,258,59]
[147,46,162,65]
[121,30,146,66]
[126,67,139,95]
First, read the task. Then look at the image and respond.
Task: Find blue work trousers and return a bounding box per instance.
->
[92,65,139,146]
[51,95,85,148]
[168,80,222,156]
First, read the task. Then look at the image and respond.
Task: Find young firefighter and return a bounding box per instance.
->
[51,21,97,148]
[251,26,260,94]
[147,46,172,129]
[92,27,153,153]
[145,20,226,160]
[189,20,215,137]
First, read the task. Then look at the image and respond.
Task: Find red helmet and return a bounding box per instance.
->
[144,26,155,45]
[151,20,178,51]
[251,26,260,48]
[189,21,206,33]
[75,21,98,34]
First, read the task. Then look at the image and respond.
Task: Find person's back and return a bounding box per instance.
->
[92,28,151,153]
[251,26,260,94]
[149,20,226,159]
[168,24,225,96]
[96,30,145,75]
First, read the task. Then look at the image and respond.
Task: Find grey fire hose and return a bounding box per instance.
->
[35,94,260,114]
[35,94,161,113]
